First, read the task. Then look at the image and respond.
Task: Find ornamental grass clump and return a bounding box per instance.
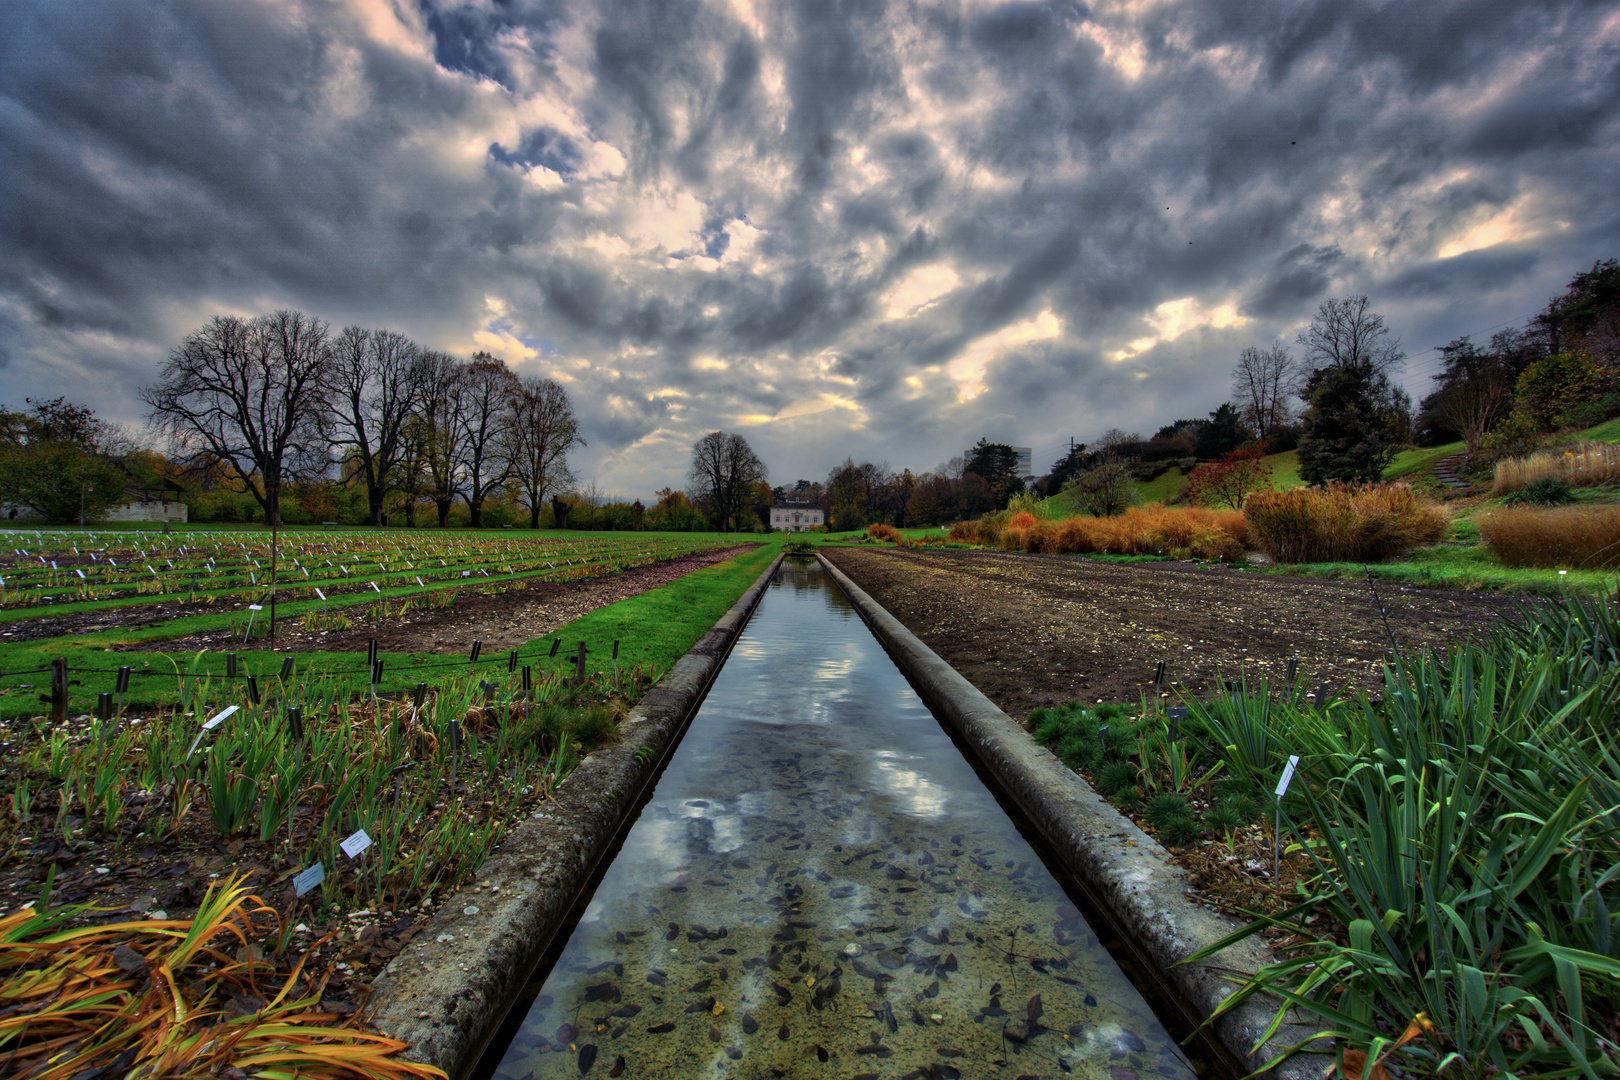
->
[1187,591,1620,1078]
[1478,504,1620,569]
[1493,440,1620,494]
[1244,482,1447,563]
[0,874,445,1080]
[993,505,1248,560]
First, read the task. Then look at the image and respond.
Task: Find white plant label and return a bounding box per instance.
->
[415,577,424,587]
[248,604,262,611]
[203,705,240,731]
[1275,754,1301,798]
[370,581,381,592]
[340,829,373,859]
[314,588,326,601]
[293,862,326,897]
[185,706,241,761]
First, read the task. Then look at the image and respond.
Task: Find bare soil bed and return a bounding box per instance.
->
[824,546,1517,718]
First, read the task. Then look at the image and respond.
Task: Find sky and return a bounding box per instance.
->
[3,0,1618,499]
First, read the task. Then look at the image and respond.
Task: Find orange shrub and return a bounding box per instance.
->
[1479,505,1620,569]
[946,503,1251,560]
[1245,483,1447,563]
[864,523,904,544]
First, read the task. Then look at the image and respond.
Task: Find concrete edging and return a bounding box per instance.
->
[368,552,786,1080]
[817,551,1321,1080]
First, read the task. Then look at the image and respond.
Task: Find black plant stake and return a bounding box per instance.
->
[1362,564,1403,663]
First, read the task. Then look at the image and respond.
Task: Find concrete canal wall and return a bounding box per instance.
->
[817,551,1320,1080]
[368,554,784,1080]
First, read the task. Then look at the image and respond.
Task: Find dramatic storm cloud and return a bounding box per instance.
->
[3,0,1618,493]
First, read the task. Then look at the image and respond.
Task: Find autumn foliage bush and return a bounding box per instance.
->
[1184,447,1272,509]
[863,522,905,544]
[1478,505,1620,569]
[1244,483,1447,563]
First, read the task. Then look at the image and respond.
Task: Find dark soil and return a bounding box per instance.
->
[824,546,1516,718]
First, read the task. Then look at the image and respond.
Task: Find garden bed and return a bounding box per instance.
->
[822,546,1520,716]
[0,542,772,1025]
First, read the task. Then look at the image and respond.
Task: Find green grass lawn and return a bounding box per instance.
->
[1384,440,1467,480]
[1134,466,1189,504]
[1264,542,1616,595]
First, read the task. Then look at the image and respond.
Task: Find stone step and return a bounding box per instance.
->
[1431,452,1472,488]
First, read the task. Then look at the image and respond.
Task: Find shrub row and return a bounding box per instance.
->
[951,505,1250,560]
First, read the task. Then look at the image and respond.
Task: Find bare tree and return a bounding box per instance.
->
[688,431,767,533]
[1230,343,1300,438]
[457,352,518,527]
[509,375,585,529]
[1429,346,1514,452]
[142,310,332,525]
[331,326,422,526]
[1297,296,1405,378]
[412,350,467,528]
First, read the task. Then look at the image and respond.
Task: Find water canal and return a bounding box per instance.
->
[487,559,1198,1080]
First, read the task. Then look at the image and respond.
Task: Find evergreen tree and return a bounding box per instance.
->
[1296,366,1401,483]
[964,438,1023,509]
[1194,403,1251,459]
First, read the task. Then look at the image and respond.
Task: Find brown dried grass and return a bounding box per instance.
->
[1492,441,1620,494]
[1244,483,1448,564]
[1478,505,1620,569]
[995,505,1249,560]
[0,874,445,1080]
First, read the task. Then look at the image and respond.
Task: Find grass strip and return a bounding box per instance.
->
[1264,542,1617,594]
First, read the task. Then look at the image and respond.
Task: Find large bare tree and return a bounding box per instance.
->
[688,430,766,533]
[1297,296,1405,378]
[1230,343,1300,439]
[142,310,332,525]
[509,374,584,529]
[410,350,467,528]
[456,352,518,527]
[331,326,421,526]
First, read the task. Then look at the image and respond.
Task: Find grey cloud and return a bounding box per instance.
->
[1247,244,1345,317]
[3,0,1618,496]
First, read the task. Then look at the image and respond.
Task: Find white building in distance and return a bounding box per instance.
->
[770,502,824,532]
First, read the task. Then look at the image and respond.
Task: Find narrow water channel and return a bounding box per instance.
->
[488,559,1197,1080]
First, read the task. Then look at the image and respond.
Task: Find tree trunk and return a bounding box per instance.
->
[469,501,483,528]
[435,499,452,528]
[530,505,541,529]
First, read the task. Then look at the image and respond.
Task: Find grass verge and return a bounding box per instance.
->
[1265,542,1618,594]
